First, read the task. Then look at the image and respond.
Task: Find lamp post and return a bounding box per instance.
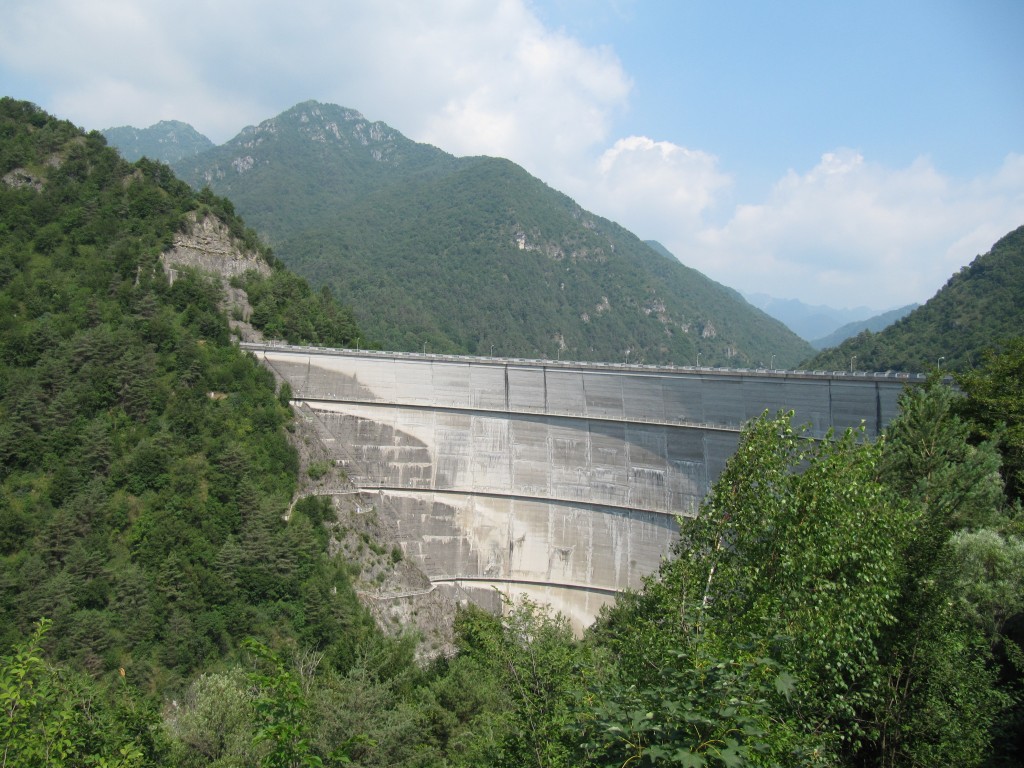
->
[770,354,776,370]
[851,355,856,373]
[490,344,494,357]
[423,341,428,355]
[938,356,945,371]
[696,352,700,368]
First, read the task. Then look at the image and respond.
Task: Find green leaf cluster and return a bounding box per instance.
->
[1,619,152,767]
[955,338,1024,505]
[587,361,1024,767]
[237,271,361,348]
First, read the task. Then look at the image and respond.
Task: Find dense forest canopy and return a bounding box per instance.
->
[3,99,1024,767]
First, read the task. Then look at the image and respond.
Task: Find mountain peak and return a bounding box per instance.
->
[289,99,366,121]
[101,120,214,164]
[211,100,446,175]
[246,101,394,148]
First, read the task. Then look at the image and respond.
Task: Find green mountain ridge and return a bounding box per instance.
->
[804,226,1024,371]
[810,303,918,350]
[101,119,214,164]
[168,100,813,368]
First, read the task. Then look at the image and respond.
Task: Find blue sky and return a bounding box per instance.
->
[2,0,1021,310]
[543,1,1023,194]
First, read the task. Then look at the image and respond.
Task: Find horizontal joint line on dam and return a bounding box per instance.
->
[429,576,621,597]
[295,396,744,434]
[343,485,690,521]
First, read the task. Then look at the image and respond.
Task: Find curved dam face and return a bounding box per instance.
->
[246,344,918,628]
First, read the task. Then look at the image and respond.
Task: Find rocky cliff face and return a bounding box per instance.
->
[163,212,270,279]
[162,213,271,342]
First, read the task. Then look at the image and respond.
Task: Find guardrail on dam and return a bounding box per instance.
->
[243,343,921,627]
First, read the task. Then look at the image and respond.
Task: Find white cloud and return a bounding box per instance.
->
[372,2,632,178]
[579,136,732,233]
[3,0,1022,312]
[662,150,1024,309]
[563,141,1024,309]
[0,0,631,178]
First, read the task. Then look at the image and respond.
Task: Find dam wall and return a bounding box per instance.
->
[245,343,919,627]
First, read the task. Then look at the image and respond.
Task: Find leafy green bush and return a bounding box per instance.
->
[306,461,331,481]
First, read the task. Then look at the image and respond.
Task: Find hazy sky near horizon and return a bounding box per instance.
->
[2,0,1022,310]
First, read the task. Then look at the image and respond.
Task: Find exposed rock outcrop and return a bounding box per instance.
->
[2,168,44,191]
[163,213,270,280]
[161,213,271,342]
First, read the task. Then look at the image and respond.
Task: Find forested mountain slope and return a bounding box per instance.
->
[805,225,1024,371]
[171,101,813,368]
[0,98,399,758]
[809,303,918,349]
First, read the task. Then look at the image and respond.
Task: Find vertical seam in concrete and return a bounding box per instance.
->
[702,431,710,498]
[827,379,833,430]
[543,365,548,413]
[545,498,553,584]
[428,402,438,494]
[508,422,516,498]
[875,381,882,437]
[625,507,631,588]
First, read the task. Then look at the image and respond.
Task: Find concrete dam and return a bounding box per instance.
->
[245,343,920,627]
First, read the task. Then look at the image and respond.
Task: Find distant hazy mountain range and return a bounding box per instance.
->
[106,101,813,368]
[743,294,877,340]
[742,294,917,347]
[808,305,919,350]
[803,225,1024,372]
[101,120,214,164]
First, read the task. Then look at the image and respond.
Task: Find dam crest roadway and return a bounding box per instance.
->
[243,342,922,628]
